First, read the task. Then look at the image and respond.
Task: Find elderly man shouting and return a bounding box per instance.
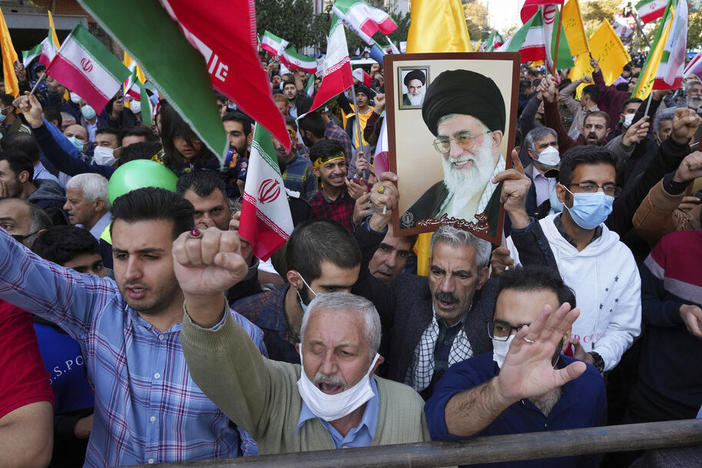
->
[179,230,429,453]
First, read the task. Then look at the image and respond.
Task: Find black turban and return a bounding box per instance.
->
[422,69,505,136]
[403,69,426,87]
[355,83,373,99]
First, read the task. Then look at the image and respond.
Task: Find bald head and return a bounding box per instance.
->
[0,198,51,246]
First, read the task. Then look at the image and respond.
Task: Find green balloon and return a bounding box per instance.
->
[108,160,178,204]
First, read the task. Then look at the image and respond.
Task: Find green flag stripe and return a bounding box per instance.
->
[251,134,282,175]
[70,24,131,82]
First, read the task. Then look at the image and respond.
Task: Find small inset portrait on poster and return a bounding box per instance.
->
[387,53,520,245]
[398,66,429,109]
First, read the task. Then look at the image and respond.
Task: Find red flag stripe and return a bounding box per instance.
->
[46,54,110,112]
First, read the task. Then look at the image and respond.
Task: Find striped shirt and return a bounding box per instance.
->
[0,228,266,467]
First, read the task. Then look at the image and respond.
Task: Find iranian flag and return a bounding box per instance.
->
[304,74,315,97]
[306,16,354,115]
[239,125,294,261]
[280,47,317,74]
[261,31,289,57]
[352,67,372,87]
[636,0,668,23]
[45,24,130,114]
[373,115,388,178]
[332,0,397,45]
[501,7,572,71]
[652,0,687,90]
[685,51,702,79]
[482,31,504,52]
[22,40,44,67]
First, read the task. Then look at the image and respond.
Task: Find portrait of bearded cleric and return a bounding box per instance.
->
[399,67,428,109]
[387,55,519,243]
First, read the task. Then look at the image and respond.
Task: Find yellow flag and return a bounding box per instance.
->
[632,2,674,100]
[407,0,471,53]
[123,51,146,84]
[588,20,631,85]
[47,10,60,48]
[562,0,589,57]
[0,7,19,97]
[414,233,432,277]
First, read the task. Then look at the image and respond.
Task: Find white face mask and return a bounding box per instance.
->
[492,334,515,369]
[536,145,560,168]
[622,113,635,128]
[297,351,380,422]
[93,146,116,166]
[130,101,141,114]
[70,92,82,104]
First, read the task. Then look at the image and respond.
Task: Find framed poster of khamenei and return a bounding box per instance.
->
[385,53,520,244]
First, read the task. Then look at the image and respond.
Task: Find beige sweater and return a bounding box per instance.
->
[181,310,430,455]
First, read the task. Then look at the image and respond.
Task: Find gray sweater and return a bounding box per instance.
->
[181,309,430,455]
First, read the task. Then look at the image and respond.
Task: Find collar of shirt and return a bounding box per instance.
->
[89,211,112,240]
[297,377,379,448]
[553,213,602,248]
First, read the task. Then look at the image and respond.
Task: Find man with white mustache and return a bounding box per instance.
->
[401,69,506,238]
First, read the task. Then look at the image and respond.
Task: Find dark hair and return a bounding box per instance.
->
[110,187,194,240]
[309,139,346,163]
[615,83,629,92]
[286,219,361,282]
[117,141,163,166]
[43,107,62,127]
[0,150,34,180]
[284,116,296,128]
[222,110,253,136]
[96,127,120,140]
[298,112,326,139]
[282,81,297,91]
[496,265,576,309]
[120,125,155,145]
[558,145,616,187]
[176,170,227,198]
[0,93,14,107]
[519,79,533,93]
[582,84,600,104]
[31,225,99,265]
[2,133,41,163]
[584,110,610,128]
[159,101,212,168]
[621,98,643,113]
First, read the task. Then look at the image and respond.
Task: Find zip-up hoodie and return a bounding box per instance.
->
[507,214,641,371]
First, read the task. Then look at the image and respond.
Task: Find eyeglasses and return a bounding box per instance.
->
[487,319,530,342]
[433,131,490,155]
[568,182,621,197]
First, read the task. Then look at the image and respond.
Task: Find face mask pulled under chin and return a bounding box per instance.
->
[492,335,515,369]
[297,351,380,422]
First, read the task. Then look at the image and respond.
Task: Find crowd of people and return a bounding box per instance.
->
[0,45,701,468]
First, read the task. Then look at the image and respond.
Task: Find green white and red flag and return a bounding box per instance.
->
[306,15,354,115]
[239,125,294,261]
[22,40,44,67]
[685,51,702,79]
[44,24,130,114]
[261,30,289,57]
[636,0,668,23]
[652,0,687,90]
[280,47,317,73]
[332,0,397,45]
[305,73,315,97]
[482,31,504,52]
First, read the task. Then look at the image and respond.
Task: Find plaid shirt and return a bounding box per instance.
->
[325,120,354,163]
[308,188,356,231]
[232,284,300,364]
[282,153,318,200]
[0,228,266,467]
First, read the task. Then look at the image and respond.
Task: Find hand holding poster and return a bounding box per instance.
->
[386,53,520,244]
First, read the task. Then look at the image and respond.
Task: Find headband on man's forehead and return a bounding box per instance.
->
[313,152,345,168]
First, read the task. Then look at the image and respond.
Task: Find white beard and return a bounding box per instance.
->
[687,96,702,111]
[440,137,497,217]
[407,87,425,106]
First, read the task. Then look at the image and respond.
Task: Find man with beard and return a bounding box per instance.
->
[402,69,427,107]
[222,111,253,195]
[0,187,266,466]
[425,266,606,468]
[401,70,506,237]
[686,79,702,112]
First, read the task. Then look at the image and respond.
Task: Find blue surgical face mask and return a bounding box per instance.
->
[549,186,564,214]
[67,135,85,152]
[0,111,6,123]
[563,186,614,230]
[81,105,96,120]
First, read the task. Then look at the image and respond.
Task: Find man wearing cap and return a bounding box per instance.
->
[401,70,507,237]
[344,84,375,148]
[402,69,427,107]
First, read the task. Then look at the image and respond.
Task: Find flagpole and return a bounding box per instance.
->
[629,4,652,49]
[644,88,654,116]
[29,73,47,96]
[349,83,366,172]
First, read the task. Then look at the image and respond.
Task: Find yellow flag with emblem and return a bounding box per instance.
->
[562,0,589,56]
[632,0,674,100]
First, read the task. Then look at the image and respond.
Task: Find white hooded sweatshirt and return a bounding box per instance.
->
[506,214,641,371]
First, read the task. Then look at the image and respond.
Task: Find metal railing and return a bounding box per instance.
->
[130,419,702,467]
